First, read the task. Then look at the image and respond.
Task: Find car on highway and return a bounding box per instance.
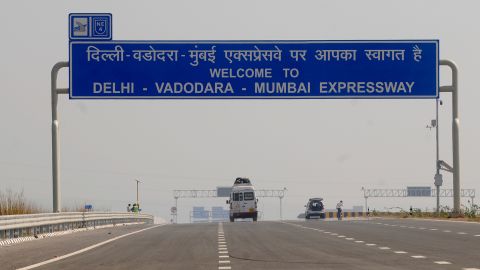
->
[226,177,258,222]
[305,197,326,219]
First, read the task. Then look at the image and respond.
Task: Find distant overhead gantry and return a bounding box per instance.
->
[363,188,475,198]
[173,188,287,199]
[172,188,287,223]
[361,187,475,212]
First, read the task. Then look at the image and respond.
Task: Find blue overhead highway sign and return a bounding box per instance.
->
[69,40,438,99]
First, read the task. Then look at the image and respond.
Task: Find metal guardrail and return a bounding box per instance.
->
[0,212,153,240]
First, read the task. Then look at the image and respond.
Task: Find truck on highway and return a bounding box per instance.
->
[226,177,258,222]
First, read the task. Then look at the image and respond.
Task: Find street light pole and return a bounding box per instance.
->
[428,98,443,215]
[435,98,441,214]
[361,187,368,214]
[135,179,141,206]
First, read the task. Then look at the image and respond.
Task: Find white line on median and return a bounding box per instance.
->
[16,224,165,270]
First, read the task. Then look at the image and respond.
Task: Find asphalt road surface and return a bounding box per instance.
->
[2,218,480,270]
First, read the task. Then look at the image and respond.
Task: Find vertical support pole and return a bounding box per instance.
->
[279,196,283,220]
[439,60,460,213]
[135,179,140,206]
[364,196,368,215]
[51,62,68,213]
[175,197,178,224]
[435,98,441,215]
[436,186,440,213]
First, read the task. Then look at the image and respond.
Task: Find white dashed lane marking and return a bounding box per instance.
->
[411,255,426,259]
[370,220,480,237]
[434,261,452,265]
[218,223,232,270]
[282,222,480,270]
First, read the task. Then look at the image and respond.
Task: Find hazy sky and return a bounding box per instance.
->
[1,0,479,222]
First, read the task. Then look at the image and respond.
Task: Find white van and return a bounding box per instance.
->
[227,177,258,222]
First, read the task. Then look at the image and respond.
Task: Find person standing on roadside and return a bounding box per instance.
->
[336,200,344,220]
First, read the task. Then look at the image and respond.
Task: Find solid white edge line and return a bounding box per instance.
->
[16,224,165,270]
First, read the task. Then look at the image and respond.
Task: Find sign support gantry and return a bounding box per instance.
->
[172,188,287,223]
[361,188,475,212]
